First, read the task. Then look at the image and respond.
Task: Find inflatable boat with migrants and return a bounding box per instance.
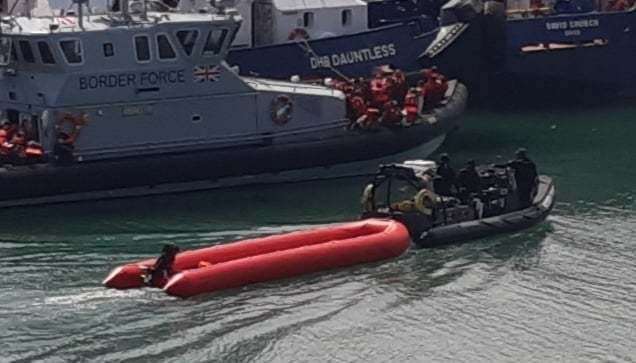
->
[103,219,410,298]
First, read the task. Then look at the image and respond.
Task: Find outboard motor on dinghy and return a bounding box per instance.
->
[419,0,507,101]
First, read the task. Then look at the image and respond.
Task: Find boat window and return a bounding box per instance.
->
[134,35,151,62]
[341,9,352,26]
[59,39,83,64]
[0,37,11,66]
[303,12,314,28]
[19,40,35,63]
[156,34,176,60]
[176,29,199,56]
[103,43,114,57]
[10,42,17,62]
[37,41,56,64]
[202,29,228,56]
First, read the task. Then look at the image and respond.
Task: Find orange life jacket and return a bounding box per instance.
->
[25,144,44,157]
[370,77,390,107]
[0,141,14,155]
[381,101,402,125]
[349,96,367,120]
[403,91,420,124]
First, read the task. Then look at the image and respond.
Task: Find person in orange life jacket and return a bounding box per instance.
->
[0,122,9,143]
[421,76,447,110]
[356,107,381,129]
[348,95,368,123]
[608,0,632,10]
[402,88,420,126]
[24,141,45,164]
[381,100,402,125]
[0,122,19,159]
[370,76,390,108]
[9,129,28,161]
[390,69,408,101]
[351,77,370,100]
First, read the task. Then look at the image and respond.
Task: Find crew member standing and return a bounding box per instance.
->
[435,153,456,196]
[497,148,538,208]
[457,159,481,199]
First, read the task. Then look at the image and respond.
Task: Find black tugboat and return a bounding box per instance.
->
[360,158,555,247]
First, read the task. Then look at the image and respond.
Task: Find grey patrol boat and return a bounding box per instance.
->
[0,0,467,207]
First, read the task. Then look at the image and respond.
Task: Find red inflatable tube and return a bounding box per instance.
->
[103,219,410,298]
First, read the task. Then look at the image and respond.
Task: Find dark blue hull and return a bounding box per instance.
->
[503,10,636,88]
[227,22,438,80]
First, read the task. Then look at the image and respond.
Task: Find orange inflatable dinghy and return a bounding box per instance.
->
[103,219,410,298]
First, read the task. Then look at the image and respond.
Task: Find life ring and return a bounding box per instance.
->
[271,95,293,125]
[361,183,375,212]
[414,189,437,216]
[288,28,310,41]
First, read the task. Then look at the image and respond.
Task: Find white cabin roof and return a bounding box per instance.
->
[2,12,238,34]
[245,77,346,99]
[273,0,366,11]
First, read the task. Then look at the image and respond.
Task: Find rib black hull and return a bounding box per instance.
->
[413,176,555,248]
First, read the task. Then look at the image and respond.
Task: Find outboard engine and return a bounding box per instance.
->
[419,0,506,102]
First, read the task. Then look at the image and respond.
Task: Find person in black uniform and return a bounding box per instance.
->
[145,244,180,287]
[457,159,481,200]
[435,153,456,196]
[497,148,538,208]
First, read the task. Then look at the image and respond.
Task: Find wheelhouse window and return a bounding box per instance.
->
[19,40,35,63]
[59,39,83,64]
[303,12,314,27]
[10,43,17,62]
[37,41,56,64]
[103,43,114,57]
[134,35,151,62]
[156,34,176,60]
[175,29,199,56]
[202,29,228,56]
[341,9,352,26]
[0,37,12,65]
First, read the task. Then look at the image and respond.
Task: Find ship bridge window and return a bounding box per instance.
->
[18,40,35,63]
[103,43,114,57]
[342,9,352,26]
[156,34,176,60]
[59,39,83,64]
[202,29,228,56]
[0,37,11,66]
[176,30,199,56]
[37,41,56,64]
[134,35,151,62]
[10,42,17,62]
[303,12,314,28]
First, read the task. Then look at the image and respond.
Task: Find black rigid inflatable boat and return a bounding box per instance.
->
[361,160,555,247]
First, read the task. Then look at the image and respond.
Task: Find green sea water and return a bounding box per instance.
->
[1,101,635,362]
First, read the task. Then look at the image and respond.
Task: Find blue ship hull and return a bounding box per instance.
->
[503,10,636,89]
[227,22,438,80]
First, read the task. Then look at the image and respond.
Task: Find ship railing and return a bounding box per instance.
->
[243,77,346,98]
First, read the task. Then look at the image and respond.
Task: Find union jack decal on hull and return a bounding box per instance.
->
[193,65,221,83]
